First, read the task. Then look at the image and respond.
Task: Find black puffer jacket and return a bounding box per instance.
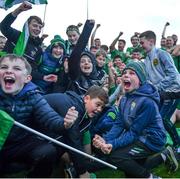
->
[44,91,91,175]
[0,82,65,147]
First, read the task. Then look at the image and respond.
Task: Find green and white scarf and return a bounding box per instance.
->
[13,21,29,56]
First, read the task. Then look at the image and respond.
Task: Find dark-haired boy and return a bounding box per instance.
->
[139,30,180,148]
[131,48,142,61]
[44,85,109,178]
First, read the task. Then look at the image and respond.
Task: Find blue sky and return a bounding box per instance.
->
[0,0,180,48]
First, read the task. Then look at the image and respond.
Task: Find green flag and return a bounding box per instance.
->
[0,110,14,150]
[13,21,29,56]
[0,0,48,10]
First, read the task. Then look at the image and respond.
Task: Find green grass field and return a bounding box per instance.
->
[95,164,180,178]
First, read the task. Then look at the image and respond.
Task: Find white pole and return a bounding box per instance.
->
[41,4,47,35]
[87,0,89,19]
[14,121,117,170]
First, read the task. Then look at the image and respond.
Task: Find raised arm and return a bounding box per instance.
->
[109,31,123,52]
[90,23,101,46]
[68,19,95,80]
[0,1,32,44]
[162,22,170,38]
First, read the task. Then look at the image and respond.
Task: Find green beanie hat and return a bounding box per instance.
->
[50,35,66,52]
[122,61,147,84]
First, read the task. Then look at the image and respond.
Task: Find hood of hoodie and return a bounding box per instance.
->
[0,82,41,99]
[127,82,160,104]
[80,51,99,80]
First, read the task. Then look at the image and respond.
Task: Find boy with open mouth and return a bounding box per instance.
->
[0,54,79,177]
[91,61,178,178]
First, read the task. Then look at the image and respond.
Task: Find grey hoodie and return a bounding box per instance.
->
[144,47,180,92]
